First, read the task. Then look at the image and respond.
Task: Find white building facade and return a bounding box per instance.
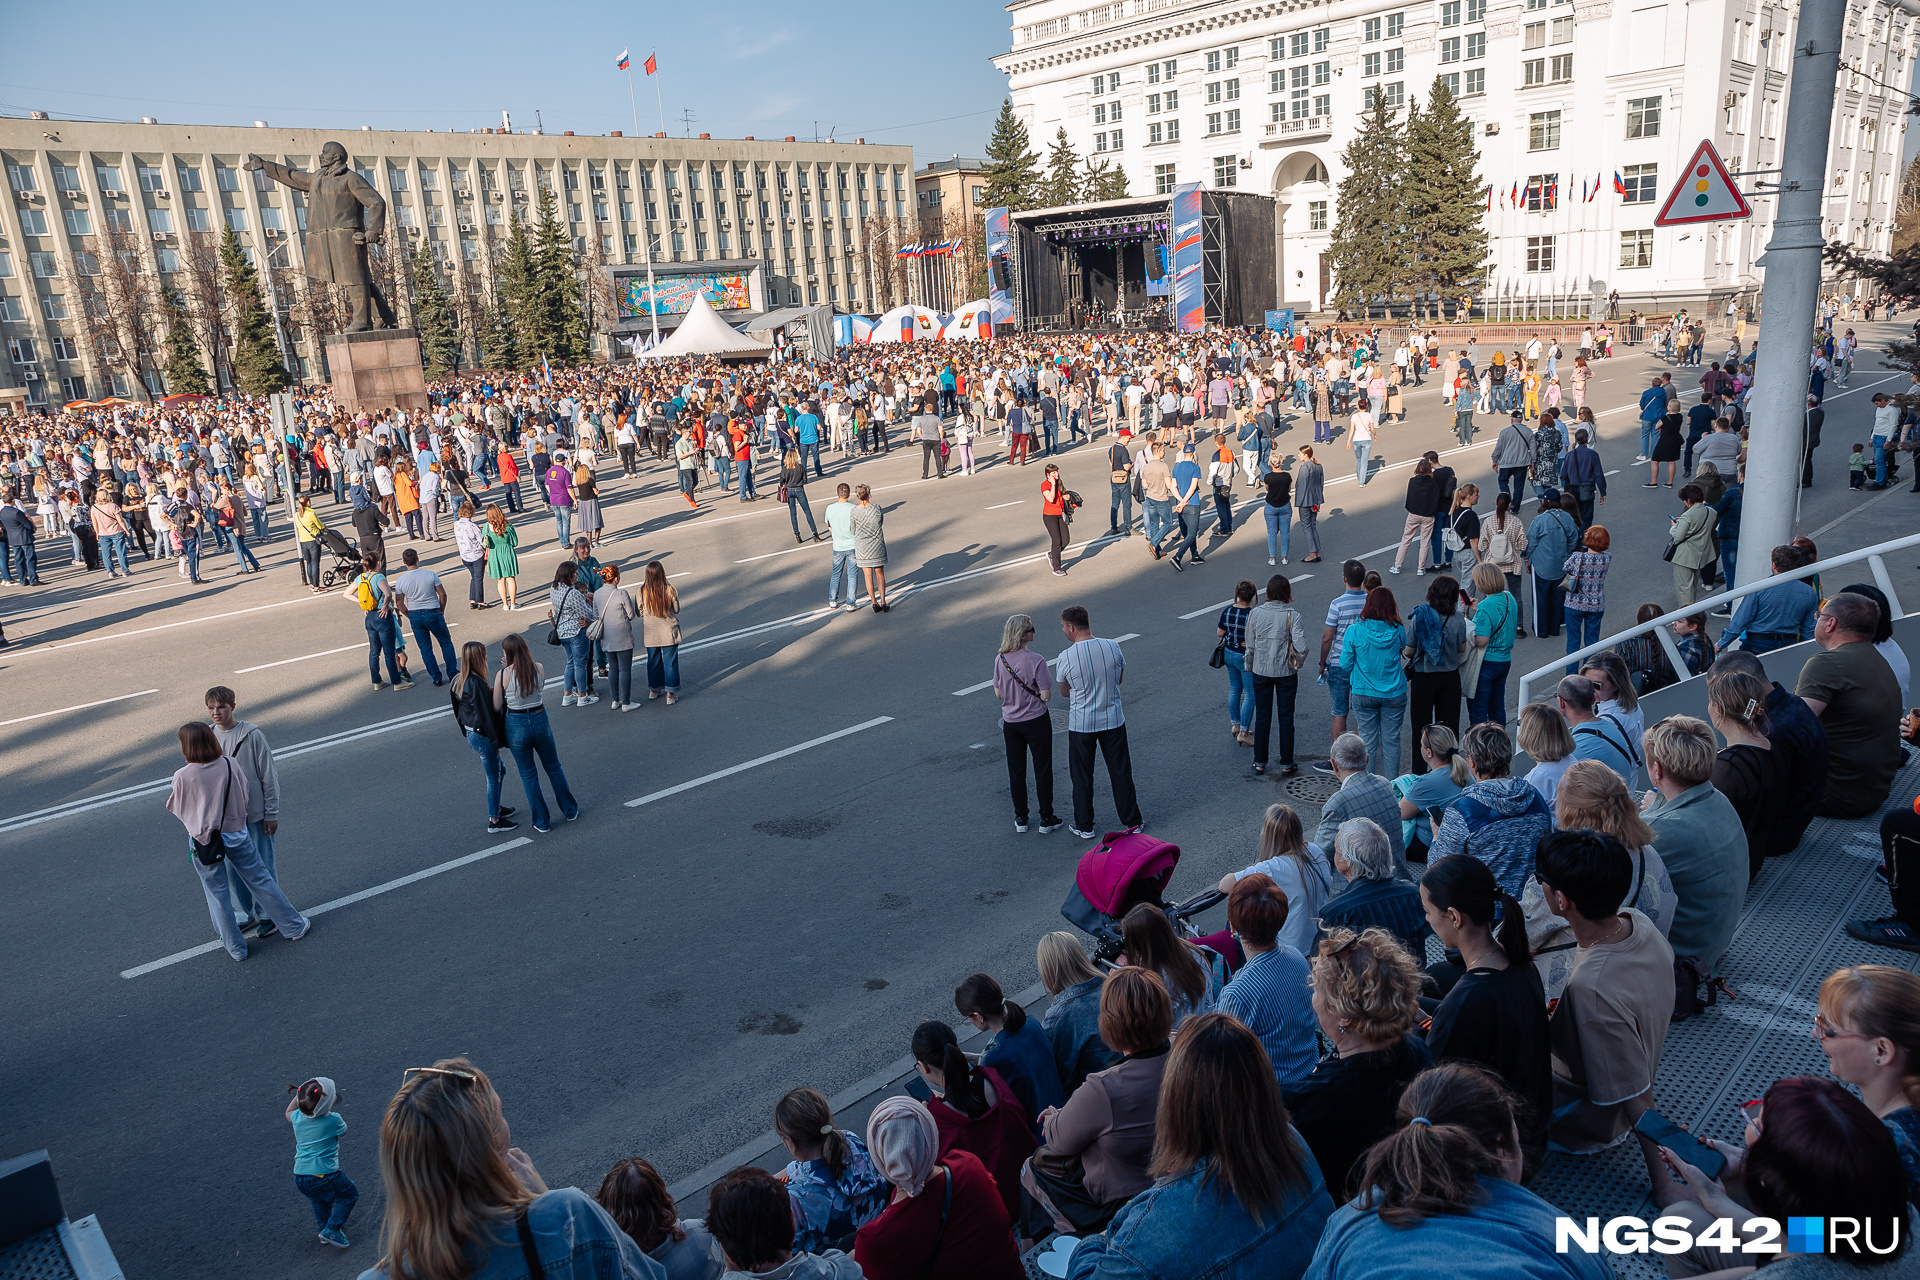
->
[996,0,1915,314]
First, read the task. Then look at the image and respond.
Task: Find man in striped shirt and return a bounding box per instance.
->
[1056,605,1143,839]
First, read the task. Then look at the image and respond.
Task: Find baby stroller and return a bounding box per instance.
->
[1060,831,1224,965]
[317,529,361,588]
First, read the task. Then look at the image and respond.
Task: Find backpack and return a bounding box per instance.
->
[355,572,379,612]
[1673,955,1736,1021]
[1484,517,1515,565]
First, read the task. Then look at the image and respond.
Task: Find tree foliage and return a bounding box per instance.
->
[1893,156,1920,257]
[408,250,461,379]
[480,299,519,371]
[219,225,289,396]
[981,98,1042,212]
[1825,238,1920,376]
[159,282,212,396]
[531,185,589,365]
[1405,78,1489,318]
[494,210,540,370]
[1041,127,1083,208]
[1081,156,1129,202]
[1327,94,1412,317]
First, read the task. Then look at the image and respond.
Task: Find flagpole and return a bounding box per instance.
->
[652,52,666,137]
[626,62,640,137]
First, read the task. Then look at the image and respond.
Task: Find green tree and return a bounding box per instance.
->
[479,299,519,371]
[218,225,289,396]
[1406,80,1488,320]
[494,210,540,370]
[408,249,461,379]
[1041,127,1083,207]
[159,282,211,396]
[1326,93,1410,319]
[530,184,588,366]
[980,98,1041,211]
[1080,155,1129,202]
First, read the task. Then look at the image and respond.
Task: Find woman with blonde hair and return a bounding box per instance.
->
[1398,724,1472,859]
[640,560,682,705]
[360,1058,654,1280]
[1218,803,1336,959]
[1815,965,1920,1203]
[1035,932,1117,1094]
[482,502,519,612]
[572,464,603,547]
[1515,703,1575,809]
[993,613,1058,834]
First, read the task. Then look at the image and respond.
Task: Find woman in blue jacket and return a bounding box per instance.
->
[1340,587,1410,777]
[956,973,1064,1142]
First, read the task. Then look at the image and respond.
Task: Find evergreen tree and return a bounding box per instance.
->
[495,210,541,370]
[1406,80,1488,319]
[218,225,289,396]
[1080,156,1130,202]
[1041,127,1082,207]
[530,184,589,366]
[480,299,519,371]
[408,249,461,379]
[980,99,1042,211]
[1326,94,1410,319]
[159,282,212,396]
[1894,155,1920,255]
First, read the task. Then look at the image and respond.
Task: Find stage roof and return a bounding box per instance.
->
[1008,195,1172,224]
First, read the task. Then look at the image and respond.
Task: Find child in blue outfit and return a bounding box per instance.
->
[287,1076,358,1248]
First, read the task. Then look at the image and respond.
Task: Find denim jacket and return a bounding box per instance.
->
[1066,1148,1335,1280]
[357,1187,665,1280]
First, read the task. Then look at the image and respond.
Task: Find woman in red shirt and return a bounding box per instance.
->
[1041,463,1069,577]
[854,1096,1024,1280]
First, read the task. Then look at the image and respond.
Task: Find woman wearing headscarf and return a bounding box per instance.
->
[853,1096,1023,1280]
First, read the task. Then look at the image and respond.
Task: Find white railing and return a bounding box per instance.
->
[1514,529,1920,708]
[1265,116,1332,137]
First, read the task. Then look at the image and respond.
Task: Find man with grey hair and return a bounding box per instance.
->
[1312,734,1409,883]
[1796,592,1902,818]
[1321,817,1430,952]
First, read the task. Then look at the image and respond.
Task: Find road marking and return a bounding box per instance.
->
[736,541,828,564]
[951,634,1138,695]
[232,626,466,674]
[985,500,1025,510]
[120,837,536,980]
[0,689,159,728]
[626,716,895,807]
[1176,576,1313,621]
[1604,470,1622,476]
[2,593,329,658]
[1805,481,1907,539]
[669,572,693,579]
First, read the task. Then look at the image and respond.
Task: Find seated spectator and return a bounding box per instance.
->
[1321,818,1430,954]
[1312,734,1410,880]
[1282,928,1433,1201]
[1120,902,1224,1029]
[1578,651,1646,783]
[1798,592,1903,818]
[908,1022,1035,1229]
[953,974,1063,1144]
[1515,704,1576,810]
[1709,649,1828,857]
[1557,675,1640,783]
[1641,716,1748,971]
[1213,874,1320,1082]
[1817,965,1920,1207]
[1066,1013,1336,1279]
[1426,723,1554,898]
[1418,855,1551,1170]
[1036,932,1121,1094]
[704,1166,862,1279]
[854,1097,1023,1280]
[1849,800,1920,955]
[1843,580,1914,706]
[1218,803,1338,959]
[1303,1064,1612,1280]
[1706,668,1789,878]
[1613,603,1677,694]
[1651,1077,1915,1274]
[596,1157,722,1280]
[356,1058,656,1280]
[1022,966,1174,1236]
[1724,544,1818,655]
[1533,830,1674,1184]
[772,1088,889,1256]
[1396,725,1469,860]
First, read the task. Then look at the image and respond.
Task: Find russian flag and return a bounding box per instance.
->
[1510,180,1520,207]
[1485,185,1493,211]
[1590,171,1601,202]
[616,48,630,70]
[1581,177,1588,203]
[1612,170,1627,197]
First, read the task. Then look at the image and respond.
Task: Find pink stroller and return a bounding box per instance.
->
[1060,830,1225,964]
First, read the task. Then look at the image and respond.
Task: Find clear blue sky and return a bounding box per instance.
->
[0,0,1012,162]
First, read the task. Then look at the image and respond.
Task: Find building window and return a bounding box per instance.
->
[1440,37,1461,62]
[1206,50,1222,72]
[62,376,87,401]
[1383,83,1404,107]
[94,165,124,193]
[52,333,78,358]
[1314,61,1330,84]
[138,165,164,193]
[1225,46,1239,67]
[1626,95,1661,138]
[1225,78,1240,100]
[1551,53,1573,80]
[1387,12,1404,35]
[1529,110,1561,150]
[1467,0,1486,17]
[1225,110,1239,132]
[1309,200,1328,230]
[1149,122,1163,144]
[64,209,93,236]
[1525,235,1556,271]
[1096,132,1110,151]
[146,208,173,235]
[42,294,68,320]
[1523,58,1547,85]
[1207,81,1222,104]
[1146,61,1160,83]
[19,208,47,236]
[157,248,180,273]
[8,336,35,363]
[1364,87,1377,109]
[1441,0,1461,24]
[0,296,22,321]
[1464,69,1485,95]
[1619,228,1653,267]
[182,206,208,232]
[176,166,202,192]
[1364,16,1381,40]
[226,207,248,232]
[1214,155,1238,187]
[1524,21,1545,48]
[1621,163,1658,203]
[1364,52,1382,76]
[1441,72,1461,96]
[1092,74,1106,94]
[7,163,36,193]
[1110,129,1124,149]
[1290,32,1311,57]
[1386,48,1404,73]
[1466,32,1486,57]
[53,164,82,193]
[1526,173,1559,210]
[1315,27,1330,51]
[1551,15,1573,42]
[1110,102,1123,121]
[0,253,10,278]
[1149,92,1163,112]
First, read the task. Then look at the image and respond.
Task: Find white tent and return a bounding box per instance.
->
[637,292,771,360]
[940,299,996,342]
[867,304,944,343]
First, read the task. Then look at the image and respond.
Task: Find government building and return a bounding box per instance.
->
[994,0,1915,314]
[0,114,913,406]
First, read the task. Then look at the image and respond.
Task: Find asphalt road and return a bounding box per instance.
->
[4,325,1916,1278]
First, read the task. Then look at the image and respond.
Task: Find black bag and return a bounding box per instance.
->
[1209,640,1227,669]
[192,760,235,868]
[1673,955,1736,1021]
[1661,541,1678,563]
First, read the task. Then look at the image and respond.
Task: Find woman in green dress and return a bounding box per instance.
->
[482,502,520,611]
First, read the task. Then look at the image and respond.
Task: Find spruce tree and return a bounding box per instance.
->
[981,98,1041,211]
[159,282,212,396]
[408,250,461,379]
[495,210,541,369]
[530,185,589,366]
[218,225,289,396]
[1407,79,1489,319]
[1080,156,1129,203]
[1041,127,1083,207]
[479,300,519,371]
[1326,93,1408,319]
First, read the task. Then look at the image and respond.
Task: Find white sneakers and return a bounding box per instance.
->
[577,694,600,706]
[561,693,576,707]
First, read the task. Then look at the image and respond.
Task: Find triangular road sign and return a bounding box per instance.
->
[1654,140,1753,226]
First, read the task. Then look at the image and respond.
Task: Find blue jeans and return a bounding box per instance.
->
[231,532,261,572]
[181,536,201,581]
[7,541,37,583]
[228,818,278,923]
[296,1171,359,1233]
[100,531,131,575]
[1875,438,1890,485]
[1641,418,1660,458]
[190,828,307,960]
[1264,503,1291,560]
[1719,542,1738,592]
[1171,506,1201,564]
[504,707,578,830]
[1042,420,1058,454]
[1353,691,1406,777]
[1564,608,1604,673]
[828,548,858,604]
[407,608,458,682]
[250,508,269,541]
[737,459,757,499]
[1469,658,1512,727]
[1354,439,1373,483]
[467,729,507,820]
[1224,647,1252,729]
[501,476,523,512]
[561,630,593,695]
[647,644,681,693]
[552,505,572,546]
[717,455,734,487]
[1144,497,1172,548]
[365,613,401,684]
[1110,481,1133,532]
[799,441,824,477]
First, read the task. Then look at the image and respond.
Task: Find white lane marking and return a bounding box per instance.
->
[120,837,536,980]
[0,689,159,728]
[735,541,829,564]
[985,501,1026,510]
[626,716,895,807]
[669,572,693,579]
[232,627,461,674]
[951,634,1138,695]
[3,594,328,658]
[1805,481,1907,539]
[1604,470,1622,476]
[1179,599,1236,621]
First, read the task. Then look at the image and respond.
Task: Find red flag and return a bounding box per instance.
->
[644,52,657,75]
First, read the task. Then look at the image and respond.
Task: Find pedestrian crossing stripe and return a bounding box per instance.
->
[1654,141,1752,226]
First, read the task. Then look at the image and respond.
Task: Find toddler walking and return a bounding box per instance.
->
[287,1077,358,1248]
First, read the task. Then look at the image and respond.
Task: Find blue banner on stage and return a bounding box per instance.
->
[1169,183,1204,334]
[1265,308,1295,338]
[985,207,1014,328]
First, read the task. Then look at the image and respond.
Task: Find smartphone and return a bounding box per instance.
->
[903,1075,933,1103]
[1634,1108,1727,1180]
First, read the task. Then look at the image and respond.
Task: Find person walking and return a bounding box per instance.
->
[1668,483,1719,607]
[482,503,520,611]
[1107,436,1135,536]
[1057,605,1143,839]
[1525,491,1578,639]
[1341,587,1410,777]
[1406,575,1470,747]
[638,559,683,705]
[1476,492,1528,637]
[593,563,639,711]
[1559,428,1606,528]
[779,448,823,543]
[450,642,516,833]
[453,501,491,610]
[1169,445,1205,570]
[1466,562,1519,726]
[205,685,287,940]
[1041,464,1070,577]
[89,488,132,578]
[166,721,308,962]
[1246,574,1308,776]
[852,484,890,612]
[1349,402,1377,484]
[545,457,575,545]
[994,614,1061,834]
[547,561,598,707]
[1491,412,1533,509]
[1294,446,1324,563]
[573,464,605,545]
[1392,460,1441,576]
[491,632,579,832]
[1206,432,1237,537]
[1442,483,1481,583]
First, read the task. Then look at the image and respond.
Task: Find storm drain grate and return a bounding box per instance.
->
[1282,772,1341,805]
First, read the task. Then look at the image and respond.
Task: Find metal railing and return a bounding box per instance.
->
[1515,529,1920,708]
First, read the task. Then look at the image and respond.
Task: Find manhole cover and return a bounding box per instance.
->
[1283,772,1342,805]
[753,816,836,839]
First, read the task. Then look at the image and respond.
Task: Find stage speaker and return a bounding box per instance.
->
[1143,244,1167,284]
[990,254,1013,291]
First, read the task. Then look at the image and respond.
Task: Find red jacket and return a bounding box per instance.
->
[926,1067,1036,1228]
[852,1149,1022,1280]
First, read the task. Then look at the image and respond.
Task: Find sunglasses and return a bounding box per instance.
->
[402,1066,477,1086]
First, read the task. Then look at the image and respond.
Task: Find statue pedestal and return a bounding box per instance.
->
[325,329,429,414]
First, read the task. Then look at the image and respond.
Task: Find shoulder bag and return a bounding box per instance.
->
[514,1199,545,1276]
[192,760,235,868]
[915,1165,955,1280]
[545,586,575,647]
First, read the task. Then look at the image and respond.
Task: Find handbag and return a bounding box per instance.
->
[192,759,235,868]
[1209,639,1227,669]
[545,586,575,647]
[776,482,790,504]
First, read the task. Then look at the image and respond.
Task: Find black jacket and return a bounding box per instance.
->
[1404,474,1442,518]
[451,675,505,746]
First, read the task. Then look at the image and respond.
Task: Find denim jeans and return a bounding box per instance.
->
[827,548,859,604]
[407,608,458,682]
[504,707,578,830]
[1354,440,1373,484]
[1353,691,1407,777]
[1264,503,1291,560]
[1144,497,1172,548]
[1641,418,1661,458]
[1498,467,1528,509]
[1110,481,1133,532]
[800,440,823,478]
[501,476,523,512]
[464,558,487,604]
[190,829,307,960]
[1564,608,1605,672]
[737,460,757,499]
[100,531,131,575]
[552,505,573,546]
[181,536,201,581]
[8,541,38,584]
[250,508,269,542]
[647,644,681,693]
[1469,658,1513,726]
[365,612,402,684]
[467,729,507,820]
[227,818,278,923]
[231,532,261,572]
[1171,506,1201,564]
[296,1171,359,1233]
[561,630,593,695]
[1224,647,1252,728]
[1532,574,1566,638]
[607,649,635,704]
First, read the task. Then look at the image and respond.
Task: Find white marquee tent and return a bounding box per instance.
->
[636,292,771,360]
[866,304,944,343]
[939,299,996,342]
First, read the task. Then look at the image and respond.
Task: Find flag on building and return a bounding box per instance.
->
[1590,171,1602,202]
[644,52,658,75]
[1612,170,1627,197]
[1581,177,1588,203]
[616,48,630,70]
[1484,185,1493,210]
[1510,180,1520,207]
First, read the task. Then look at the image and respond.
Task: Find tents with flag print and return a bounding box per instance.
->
[867,304,943,343]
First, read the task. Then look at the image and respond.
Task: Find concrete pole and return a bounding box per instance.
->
[1738,0,1845,589]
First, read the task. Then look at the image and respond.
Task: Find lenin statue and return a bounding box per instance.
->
[244,142,396,332]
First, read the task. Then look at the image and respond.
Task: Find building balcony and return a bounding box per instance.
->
[1261,117,1334,147]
